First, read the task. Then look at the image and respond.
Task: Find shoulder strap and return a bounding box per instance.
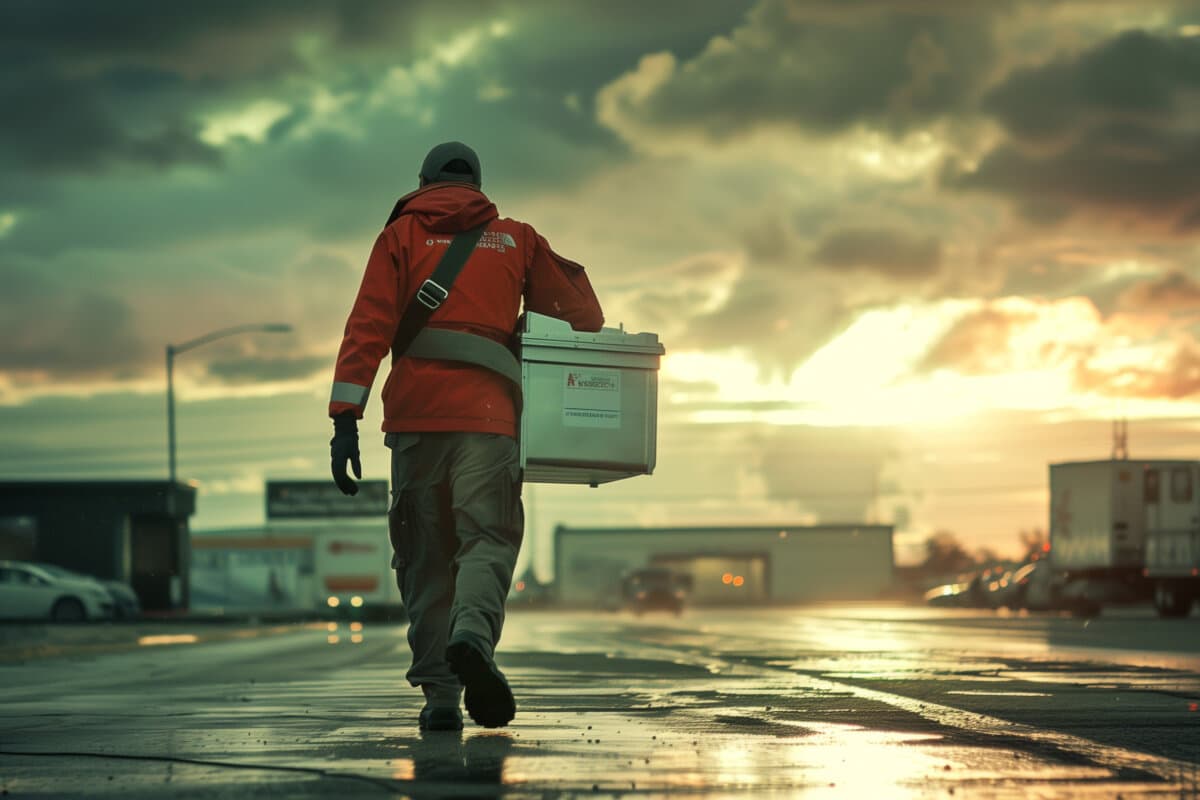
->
[391,222,489,357]
[407,328,522,388]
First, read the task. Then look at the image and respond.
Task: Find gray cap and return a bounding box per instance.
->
[419,141,481,187]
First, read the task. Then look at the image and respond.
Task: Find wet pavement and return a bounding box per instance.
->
[1,606,1198,798]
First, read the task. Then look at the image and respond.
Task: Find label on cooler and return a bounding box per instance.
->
[562,368,621,428]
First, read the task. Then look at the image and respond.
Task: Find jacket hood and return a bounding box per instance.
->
[384,183,498,232]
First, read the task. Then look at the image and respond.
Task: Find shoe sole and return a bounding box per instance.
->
[419,712,463,732]
[446,642,515,728]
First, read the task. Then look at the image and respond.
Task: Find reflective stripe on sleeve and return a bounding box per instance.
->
[330,381,369,407]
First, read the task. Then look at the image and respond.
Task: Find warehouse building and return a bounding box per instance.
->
[0,481,196,611]
[554,523,894,607]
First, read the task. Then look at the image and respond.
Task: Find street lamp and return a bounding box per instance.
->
[166,323,292,483]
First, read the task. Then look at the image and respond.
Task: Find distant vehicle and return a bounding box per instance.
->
[33,563,141,620]
[925,560,1099,617]
[924,565,1006,608]
[1004,560,1101,617]
[923,581,975,607]
[508,573,554,608]
[1049,459,1199,617]
[621,567,686,616]
[0,560,114,621]
[191,526,403,617]
[981,567,1023,609]
[100,580,142,619]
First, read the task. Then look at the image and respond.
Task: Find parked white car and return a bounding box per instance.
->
[32,563,141,620]
[0,560,114,621]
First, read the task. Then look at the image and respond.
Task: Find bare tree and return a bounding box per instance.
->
[921,530,976,577]
[1017,527,1048,562]
[973,545,1000,565]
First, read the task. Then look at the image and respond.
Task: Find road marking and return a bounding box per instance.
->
[137,634,199,647]
[623,633,1199,786]
[793,669,1199,785]
[945,690,1052,697]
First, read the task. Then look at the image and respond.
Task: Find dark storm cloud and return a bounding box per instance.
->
[0,242,356,386]
[984,30,1200,142]
[1,0,692,396]
[0,60,222,174]
[205,355,329,385]
[480,0,756,141]
[812,227,942,279]
[0,1,434,75]
[0,0,742,180]
[0,1,486,175]
[0,268,149,376]
[600,0,1000,141]
[945,123,1200,230]
[0,1,684,256]
[947,30,1200,230]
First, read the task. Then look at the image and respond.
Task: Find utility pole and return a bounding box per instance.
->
[1111,418,1129,461]
[166,323,292,483]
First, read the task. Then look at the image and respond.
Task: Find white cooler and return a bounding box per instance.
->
[518,312,665,486]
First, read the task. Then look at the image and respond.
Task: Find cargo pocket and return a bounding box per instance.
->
[502,463,525,549]
[385,433,421,586]
[388,491,414,571]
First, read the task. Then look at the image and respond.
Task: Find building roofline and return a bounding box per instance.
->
[554,523,893,535]
[0,480,195,492]
[1049,459,1196,467]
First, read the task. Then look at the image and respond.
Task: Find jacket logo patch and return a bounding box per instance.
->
[424,231,516,253]
[480,231,517,253]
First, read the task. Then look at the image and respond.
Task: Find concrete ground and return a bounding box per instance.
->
[1,605,1198,798]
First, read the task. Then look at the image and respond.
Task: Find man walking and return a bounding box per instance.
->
[328,142,604,730]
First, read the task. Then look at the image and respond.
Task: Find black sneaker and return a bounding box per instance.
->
[418,704,464,731]
[445,638,515,728]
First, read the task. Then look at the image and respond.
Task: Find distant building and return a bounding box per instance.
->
[0,481,196,611]
[554,523,894,607]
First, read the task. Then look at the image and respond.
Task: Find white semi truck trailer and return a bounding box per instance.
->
[1143,462,1200,616]
[1048,459,1199,617]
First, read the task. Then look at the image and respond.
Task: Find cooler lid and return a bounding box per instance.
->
[519,312,665,355]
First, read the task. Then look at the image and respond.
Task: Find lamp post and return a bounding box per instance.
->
[166,323,292,484]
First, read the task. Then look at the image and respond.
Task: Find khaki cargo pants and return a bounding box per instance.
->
[385,431,523,700]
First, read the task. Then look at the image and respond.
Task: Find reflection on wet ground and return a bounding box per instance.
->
[0,607,1197,797]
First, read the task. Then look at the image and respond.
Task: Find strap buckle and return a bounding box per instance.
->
[416,279,449,310]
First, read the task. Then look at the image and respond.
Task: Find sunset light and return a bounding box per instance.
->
[3,5,1198,795]
[5,0,1200,569]
[664,294,1200,430]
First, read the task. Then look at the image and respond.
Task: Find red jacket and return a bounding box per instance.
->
[329,183,604,438]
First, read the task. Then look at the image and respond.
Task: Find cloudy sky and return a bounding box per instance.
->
[4,0,1200,571]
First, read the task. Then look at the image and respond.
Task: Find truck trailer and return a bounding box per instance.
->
[1048,459,1199,617]
[1141,462,1200,617]
[191,522,402,616]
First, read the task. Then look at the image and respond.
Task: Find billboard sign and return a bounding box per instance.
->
[266,480,388,519]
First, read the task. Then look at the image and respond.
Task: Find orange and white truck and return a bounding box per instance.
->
[191,480,403,616]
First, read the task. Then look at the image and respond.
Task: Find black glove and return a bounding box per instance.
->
[330,412,362,496]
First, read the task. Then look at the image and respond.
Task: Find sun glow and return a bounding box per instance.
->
[663,298,1200,427]
[664,302,972,426]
